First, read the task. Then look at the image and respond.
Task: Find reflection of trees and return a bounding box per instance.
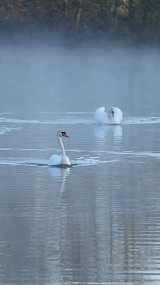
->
[9,158,160,284]
[93,158,160,284]
[54,160,160,284]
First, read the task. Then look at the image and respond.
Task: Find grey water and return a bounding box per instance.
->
[1,45,160,285]
[0,112,160,285]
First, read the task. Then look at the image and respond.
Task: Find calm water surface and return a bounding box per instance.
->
[0,112,160,285]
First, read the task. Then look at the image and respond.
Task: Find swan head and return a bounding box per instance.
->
[108,107,115,118]
[57,131,69,138]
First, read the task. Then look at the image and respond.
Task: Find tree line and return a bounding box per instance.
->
[0,0,160,43]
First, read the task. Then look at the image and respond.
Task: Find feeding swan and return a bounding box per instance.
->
[49,131,71,166]
[94,106,123,124]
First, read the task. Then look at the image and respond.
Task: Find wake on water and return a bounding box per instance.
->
[0,157,119,168]
[1,113,160,126]
[1,112,160,169]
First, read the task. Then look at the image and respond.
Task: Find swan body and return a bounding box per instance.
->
[49,131,71,166]
[94,106,123,125]
[49,154,71,166]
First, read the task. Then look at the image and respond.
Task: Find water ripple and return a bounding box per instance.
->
[1,113,160,126]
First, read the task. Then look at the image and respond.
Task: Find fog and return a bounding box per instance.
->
[0,39,160,116]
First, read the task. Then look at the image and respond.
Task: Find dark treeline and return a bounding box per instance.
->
[0,0,160,43]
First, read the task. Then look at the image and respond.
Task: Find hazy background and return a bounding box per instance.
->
[0,39,160,116]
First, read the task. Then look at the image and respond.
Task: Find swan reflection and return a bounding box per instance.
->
[113,125,122,150]
[94,124,110,140]
[49,166,70,194]
[94,124,122,140]
[113,125,122,140]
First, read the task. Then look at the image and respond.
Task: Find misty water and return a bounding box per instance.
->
[0,44,160,285]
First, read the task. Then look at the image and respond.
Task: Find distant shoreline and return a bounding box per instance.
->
[0,0,160,46]
[0,28,159,48]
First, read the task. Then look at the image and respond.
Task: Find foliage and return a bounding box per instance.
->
[0,0,160,42]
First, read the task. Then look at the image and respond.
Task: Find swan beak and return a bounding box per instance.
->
[64,134,69,138]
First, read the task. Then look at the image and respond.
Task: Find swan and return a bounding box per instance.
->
[94,106,123,124]
[49,131,71,166]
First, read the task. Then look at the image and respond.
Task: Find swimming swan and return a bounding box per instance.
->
[94,106,123,124]
[49,131,71,166]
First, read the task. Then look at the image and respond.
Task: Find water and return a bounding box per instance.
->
[1,45,160,116]
[0,111,160,285]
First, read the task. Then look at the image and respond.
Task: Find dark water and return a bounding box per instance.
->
[0,112,160,284]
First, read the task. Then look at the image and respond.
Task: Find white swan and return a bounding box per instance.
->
[94,106,123,124]
[49,131,71,166]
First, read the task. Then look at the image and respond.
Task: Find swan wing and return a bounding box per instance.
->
[48,154,61,166]
[108,106,123,124]
[94,106,123,124]
[94,107,109,124]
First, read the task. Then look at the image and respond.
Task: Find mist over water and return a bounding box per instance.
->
[0,38,160,116]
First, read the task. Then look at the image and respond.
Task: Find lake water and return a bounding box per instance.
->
[0,111,160,285]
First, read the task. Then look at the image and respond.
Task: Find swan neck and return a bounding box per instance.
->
[58,137,66,158]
